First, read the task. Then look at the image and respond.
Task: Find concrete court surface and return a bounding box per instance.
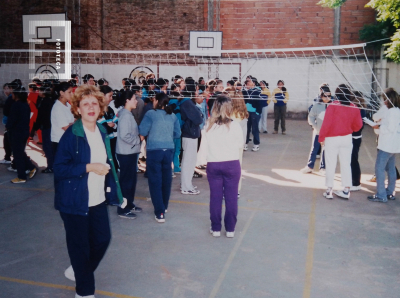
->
[0,116,399,298]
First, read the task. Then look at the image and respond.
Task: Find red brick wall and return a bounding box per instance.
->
[0,0,375,51]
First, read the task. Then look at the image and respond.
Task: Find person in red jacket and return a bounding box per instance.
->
[319,84,363,200]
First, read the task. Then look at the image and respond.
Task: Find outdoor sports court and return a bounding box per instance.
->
[0,117,399,298]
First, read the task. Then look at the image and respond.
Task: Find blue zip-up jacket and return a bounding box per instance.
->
[242,88,267,114]
[139,109,181,150]
[169,97,184,127]
[53,119,123,215]
[180,98,203,139]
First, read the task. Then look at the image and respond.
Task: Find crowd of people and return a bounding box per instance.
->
[1,73,399,298]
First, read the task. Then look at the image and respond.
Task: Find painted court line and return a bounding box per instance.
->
[0,276,142,298]
[302,189,317,298]
[208,210,257,298]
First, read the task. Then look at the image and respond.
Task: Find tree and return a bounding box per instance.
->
[317,0,400,62]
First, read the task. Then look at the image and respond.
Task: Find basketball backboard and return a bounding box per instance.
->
[22,13,67,43]
[189,31,223,57]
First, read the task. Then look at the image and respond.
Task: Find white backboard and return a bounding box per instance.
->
[189,31,222,57]
[23,13,66,43]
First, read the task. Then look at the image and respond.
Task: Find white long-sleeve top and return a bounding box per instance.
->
[203,121,244,162]
[377,107,400,153]
[372,104,388,135]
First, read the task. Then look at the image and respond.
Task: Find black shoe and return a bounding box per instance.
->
[41,168,53,173]
[387,194,396,200]
[155,213,165,223]
[131,206,143,212]
[263,131,268,134]
[367,195,387,203]
[193,172,203,178]
[118,211,137,219]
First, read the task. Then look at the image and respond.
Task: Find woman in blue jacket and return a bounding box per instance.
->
[139,92,181,223]
[53,85,122,298]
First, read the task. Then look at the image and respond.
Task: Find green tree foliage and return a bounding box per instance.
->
[317,0,400,62]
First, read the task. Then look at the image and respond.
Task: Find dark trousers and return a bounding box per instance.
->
[207,160,241,232]
[11,135,35,180]
[246,112,260,145]
[41,128,54,170]
[60,202,111,296]
[274,105,287,132]
[110,137,119,171]
[307,134,325,169]
[3,131,12,161]
[146,149,173,217]
[52,142,59,158]
[351,137,362,187]
[116,153,138,214]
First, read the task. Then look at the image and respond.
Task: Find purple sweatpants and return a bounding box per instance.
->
[207,160,241,232]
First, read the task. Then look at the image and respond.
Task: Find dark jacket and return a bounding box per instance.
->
[53,119,123,216]
[180,98,203,139]
[34,96,54,131]
[6,100,31,140]
[242,88,266,114]
[352,109,366,137]
[97,105,118,138]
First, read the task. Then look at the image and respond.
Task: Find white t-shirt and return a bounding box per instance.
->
[51,100,75,142]
[203,121,244,162]
[83,125,108,207]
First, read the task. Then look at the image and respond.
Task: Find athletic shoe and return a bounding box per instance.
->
[272,131,278,134]
[316,155,321,159]
[0,159,11,164]
[367,195,387,203]
[131,206,142,213]
[180,185,197,190]
[334,190,350,200]
[41,168,53,174]
[172,173,176,178]
[243,144,248,151]
[210,229,220,237]
[323,189,333,199]
[300,166,313,174]
[226,231,235,238]
[282,131,286,135]
[11,178,26,184]
[350,185,361,191]
[387,194,396,200]
[318,169,326,176]
[196,165,207,170]
[64,265,75,281]
[118,211,137,219]
[165,209,168,213]
[28,168,37,179]
[193,172,203,178]
[263,131,268,134]
[7,166,17,172]
[75,294,94,298]
[181,189,200,195]
[155,213,165,223]
[368,175,376,182]
[252,145,260,152]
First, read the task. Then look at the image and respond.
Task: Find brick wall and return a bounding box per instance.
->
[0,0,375,51]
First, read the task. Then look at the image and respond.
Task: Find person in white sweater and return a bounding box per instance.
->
[202,95,243,238]
[368,88,400,202]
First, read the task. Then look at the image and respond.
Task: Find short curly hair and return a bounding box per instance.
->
[71,84,107,119]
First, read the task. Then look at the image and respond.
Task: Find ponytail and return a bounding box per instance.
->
[155,93,172,114]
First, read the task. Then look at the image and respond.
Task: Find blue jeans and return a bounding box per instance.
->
[173,138,181,172]
[246,112,260,145]
[116,153,138,213]
[60,202,111,296]
[375,149,397,199]
[42,128,54,170]
[307,133,325,169]
[147,149,173,217]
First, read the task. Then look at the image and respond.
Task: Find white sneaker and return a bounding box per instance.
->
[7,166,17,172]
[300,166,313,174]
[334,190,350,199]
[226,231,235,238]
[323,189,333,199]
[64,265,75,281]
[210,229,220,237]
[155,214,166,223]
[181,189,200,195]
[243,144,248,151]
[350,185,361,191]
[318,169,326,176]
[252,145,260,152]
[75,294,95,298]
[0,159,11,164]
